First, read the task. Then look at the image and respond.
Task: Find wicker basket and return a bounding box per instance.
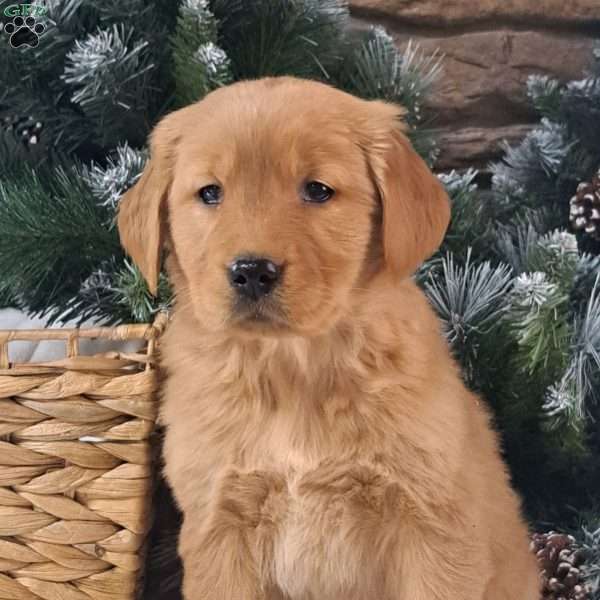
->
[0,314,167,600]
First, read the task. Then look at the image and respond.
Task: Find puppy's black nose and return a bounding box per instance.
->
[228,257,281,300]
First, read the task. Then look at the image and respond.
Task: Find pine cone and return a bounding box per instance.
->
[1,114,43,147]
[531,531,590,599]
[570,169,600,240]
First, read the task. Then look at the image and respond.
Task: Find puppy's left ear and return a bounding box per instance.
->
[362,102,451,279]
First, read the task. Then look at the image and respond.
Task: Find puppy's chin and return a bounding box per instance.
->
[231,318,293,339]
[231,304,348,340]
[229,307,338,340]
[229,302,292,339]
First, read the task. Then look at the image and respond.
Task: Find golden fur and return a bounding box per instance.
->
[118,77,540,600]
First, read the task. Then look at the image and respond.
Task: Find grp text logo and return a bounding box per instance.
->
[3,3,46,17]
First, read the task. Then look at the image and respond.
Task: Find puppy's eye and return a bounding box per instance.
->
[198,184,222,205]
[302,181,334,204]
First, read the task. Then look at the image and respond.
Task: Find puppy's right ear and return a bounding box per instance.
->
[117,114,181,295]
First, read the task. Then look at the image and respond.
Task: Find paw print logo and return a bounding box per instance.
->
[3,16,45,49]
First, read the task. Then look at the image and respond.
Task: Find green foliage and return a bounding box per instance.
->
[570,254,600,315]
[492,119,572,219]
[438,169,496,257]
[172,0,232,106]
[82,142,147,211]
[495,221,544,273]
[508,271,570,377]
[60,259,172,325]
[503,232,580,383]
[423,251,513,385]
[491,43,600,257]
[527,75,563,121]
[62,25,156,147]
[425,211,600,517]
[337,28,442,163]
[425,45,600,527]
[568,279,600,406]
[0,163,120,316]
[210,0,349,80]
[339,28,441,111]
[110,260,172,323]
[0,0,173,159]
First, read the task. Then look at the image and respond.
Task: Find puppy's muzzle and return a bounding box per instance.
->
[228,256,281,301]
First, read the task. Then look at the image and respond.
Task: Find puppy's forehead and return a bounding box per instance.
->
[177,79,367,165]
[204,77,364,126]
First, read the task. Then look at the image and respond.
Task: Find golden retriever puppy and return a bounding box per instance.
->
[118,77,540,600]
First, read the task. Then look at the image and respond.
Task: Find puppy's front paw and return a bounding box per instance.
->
[181,523,267,600]
[183,561,266,600]
[180,468,288,600]
[217,469,287,528]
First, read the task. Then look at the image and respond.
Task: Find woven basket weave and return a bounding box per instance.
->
[0,314,167,600]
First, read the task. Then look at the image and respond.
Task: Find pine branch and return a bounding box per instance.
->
[543,365,586,440]
[62,24,157,147]
[7,1,99,156]
[525,273,600,444]
[337,28,442,163]
[58,258,172,325]
[509,271,572,377]
[0,162,120,316]
[504,231,579,380]
[339,30,441,113]
[171,0,232,106]
[561,76,600,159]
[439,169,498,258]
[527,74,563,121]
[499,47,600,263]
[211,0,349,80]
[93,0,178,119]
[112,260,172,323]
[82,142,147,212]
[570,254,600,316]
[423,250,513,384]
[496,222,543,274]
[570,276,600,404]
[536,231,581,293]
[492,119,572,211]
[0,33,87,162]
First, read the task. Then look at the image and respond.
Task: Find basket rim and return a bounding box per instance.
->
[0,312,167,340]
[0,312,168,371]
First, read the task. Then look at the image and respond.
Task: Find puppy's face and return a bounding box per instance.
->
[118,78,450,337]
